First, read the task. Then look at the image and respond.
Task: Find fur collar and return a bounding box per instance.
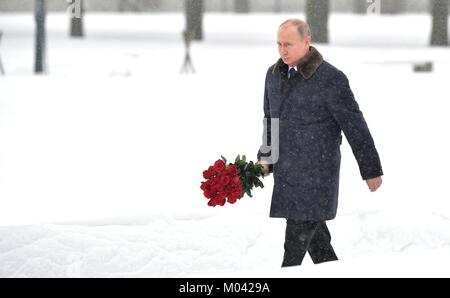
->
[272,46,323,79]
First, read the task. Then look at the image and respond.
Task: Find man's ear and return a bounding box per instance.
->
[305,36,311,47]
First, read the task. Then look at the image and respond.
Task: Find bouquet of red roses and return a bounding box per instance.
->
[200,155,267,207]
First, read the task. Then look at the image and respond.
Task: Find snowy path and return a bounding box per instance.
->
[1,209,450,277]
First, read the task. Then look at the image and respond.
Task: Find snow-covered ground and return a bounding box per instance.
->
[1,13,450,277]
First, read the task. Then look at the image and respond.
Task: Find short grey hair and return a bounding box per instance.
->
[279,19,311,39]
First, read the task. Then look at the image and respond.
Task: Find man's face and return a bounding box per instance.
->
[277,25,311,67]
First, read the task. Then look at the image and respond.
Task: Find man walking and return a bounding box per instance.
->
[257,19,383,267]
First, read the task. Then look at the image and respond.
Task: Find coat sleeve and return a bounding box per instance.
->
[257,68,274,173]
[325,71,383,180]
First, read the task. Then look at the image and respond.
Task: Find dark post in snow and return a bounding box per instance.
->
[181,30,195,74]
[234,0,250,13]
[35,0,46,74]
[431,0,449,46]
[306,0,329,44]
[185,0,203,41]
[69,0,84,37]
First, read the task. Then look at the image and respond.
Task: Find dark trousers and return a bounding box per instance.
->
[281,219,338,267]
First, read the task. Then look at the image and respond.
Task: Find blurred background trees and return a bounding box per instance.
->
[431,0,449,45]
[0,0,448,75]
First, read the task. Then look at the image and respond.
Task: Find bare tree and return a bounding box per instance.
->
[0,31,5,75]
[185,0,203,41]
[431,0,449,46]
[221,0,228,12]
[274,0,282,13]
[148,0,162,11]
[35,0,46,73]
[234,0,250,13]
[306,0,329,44]
[380,0,404,14]
[353,0,367,14]
[69,0,84,37]
[118,0,162,12]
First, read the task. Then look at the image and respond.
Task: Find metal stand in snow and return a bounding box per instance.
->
[181,30,195,74]
[0,31,5,75]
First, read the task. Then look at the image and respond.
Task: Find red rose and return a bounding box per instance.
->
[208,197,226,207]
[217,197,226,206]
[232,191,242,199]
[214,160,226,171]
[226,165,238,176]
[210,166,218,176]
[227,196,237,204]
[203,190,213,199]
[217,192,227,200]
[203,170,211,179]
[220,175,230,186]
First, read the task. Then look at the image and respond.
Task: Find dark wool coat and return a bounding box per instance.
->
[257,46,383,221]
